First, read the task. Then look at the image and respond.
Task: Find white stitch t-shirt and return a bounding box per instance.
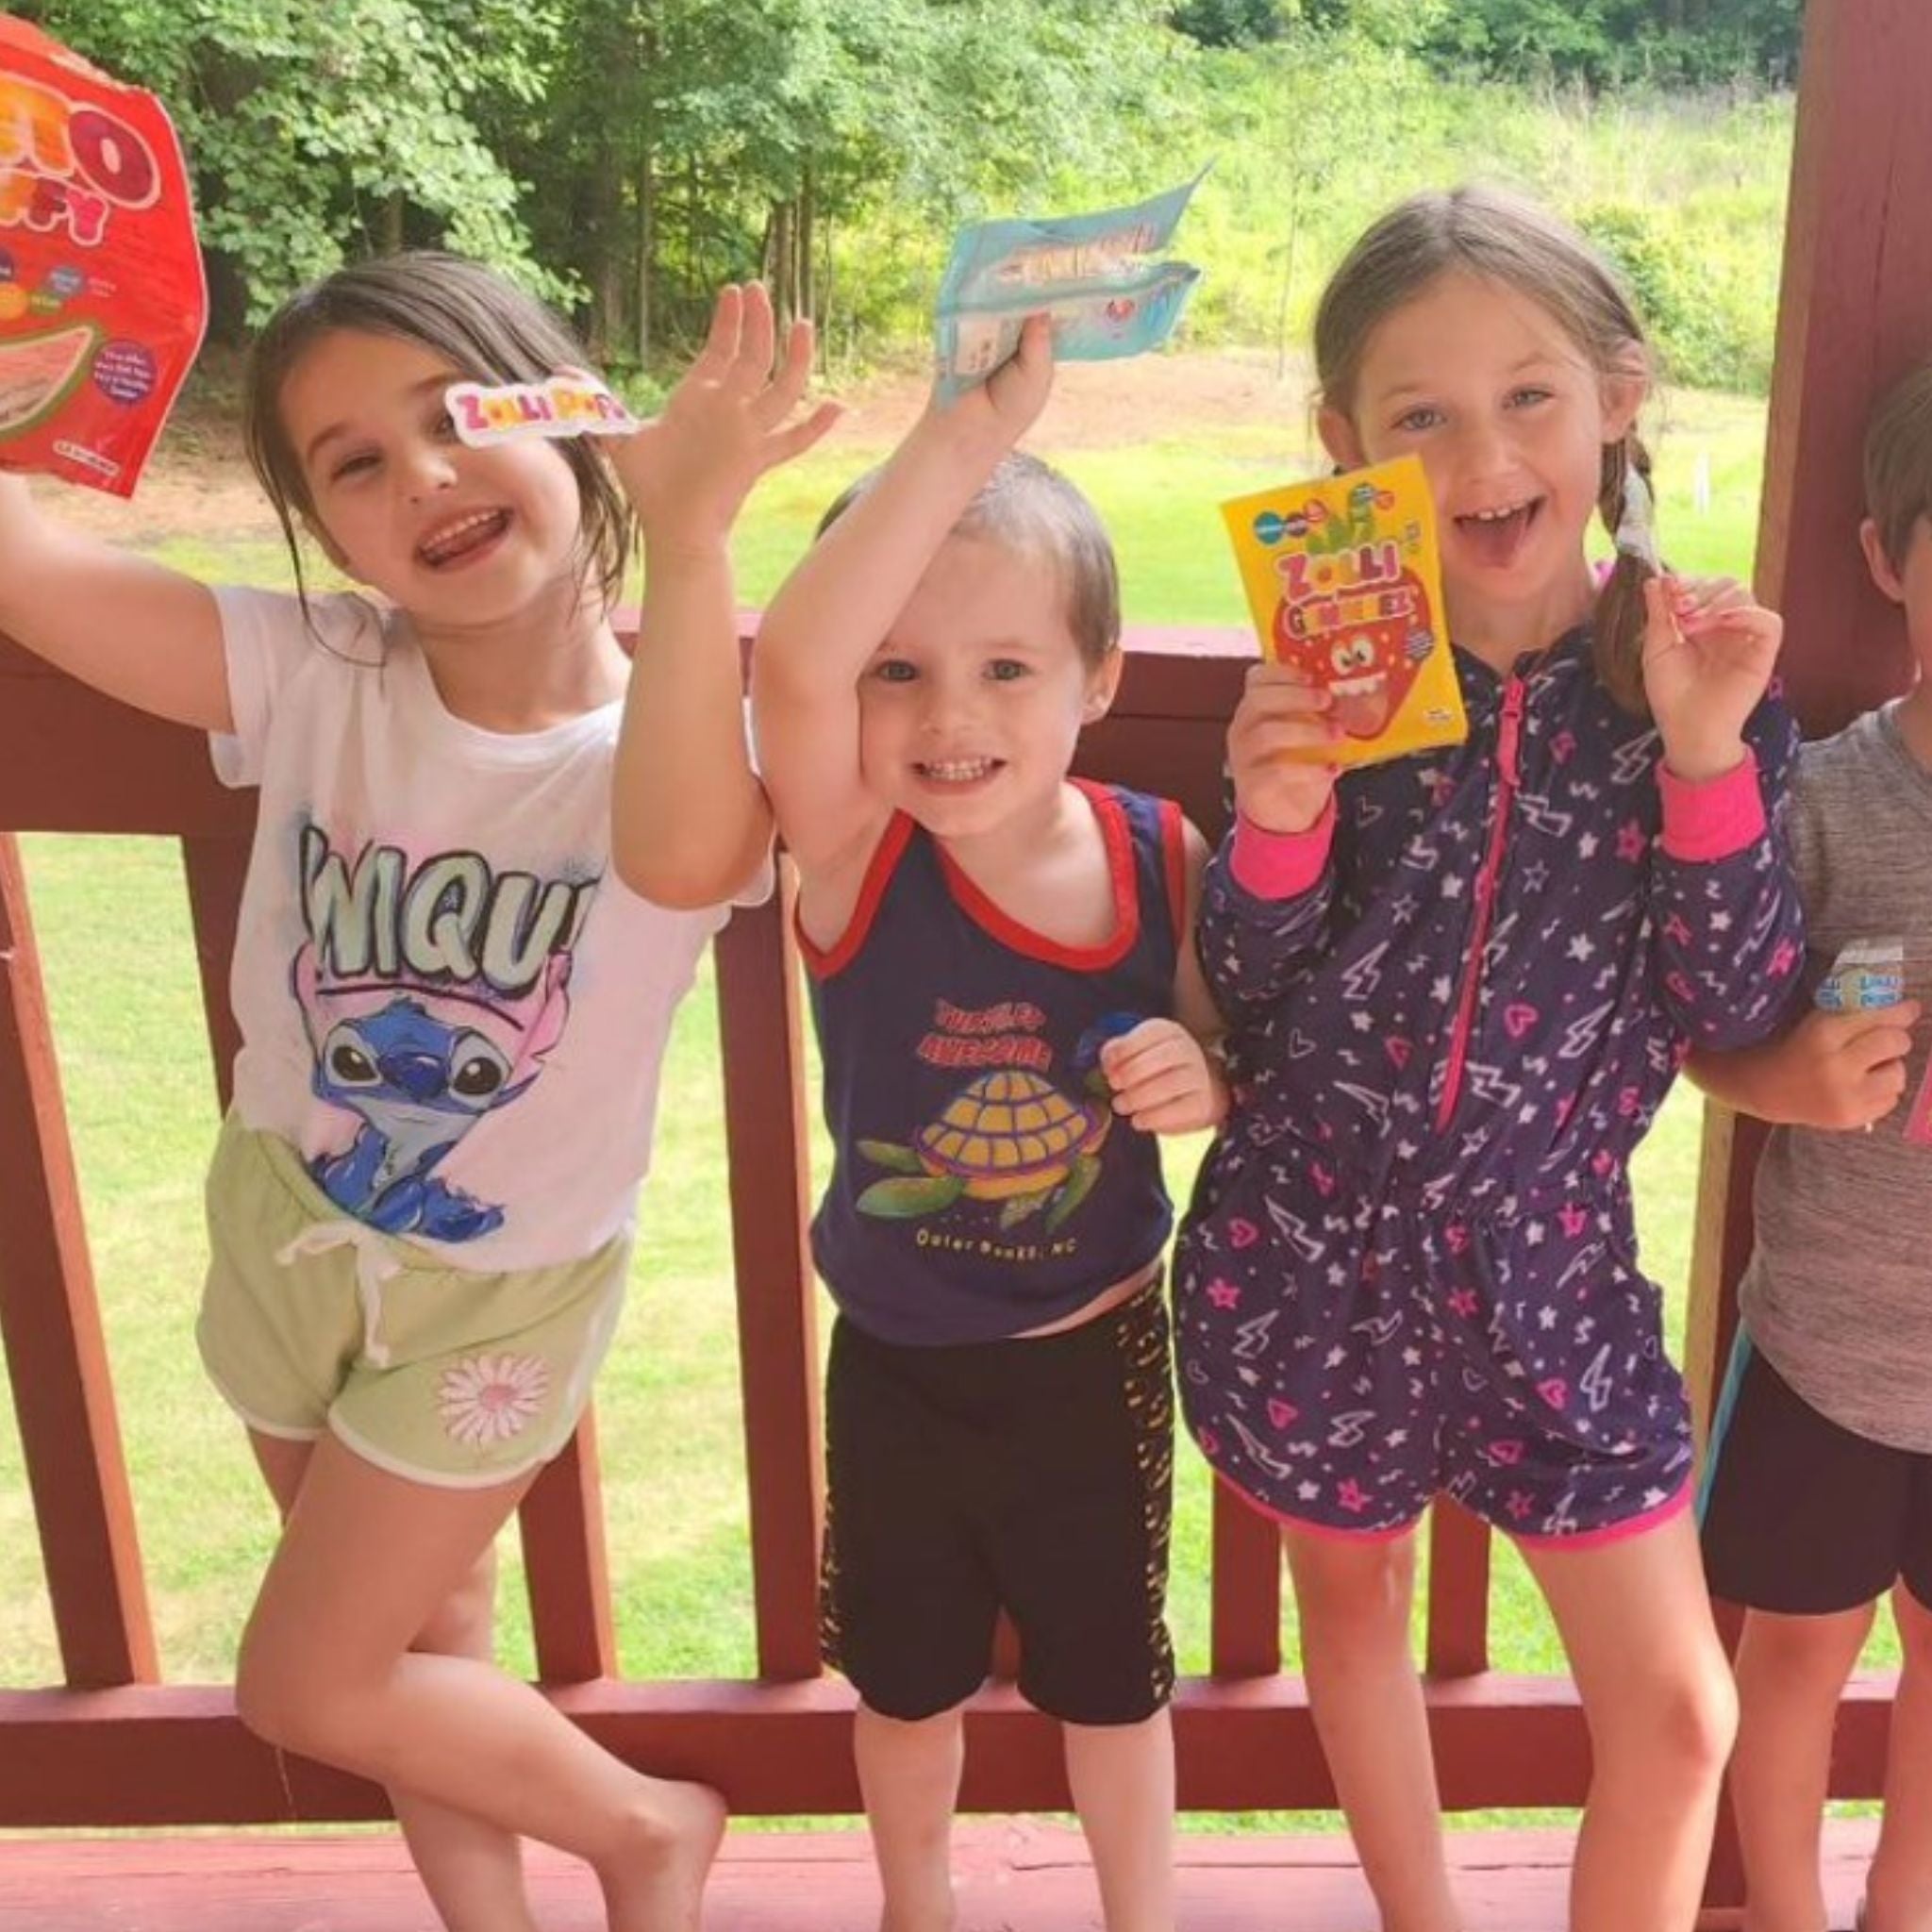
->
[208,585,758,1274]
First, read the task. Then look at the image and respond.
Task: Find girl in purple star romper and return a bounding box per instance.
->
[1174,186,1805,1932]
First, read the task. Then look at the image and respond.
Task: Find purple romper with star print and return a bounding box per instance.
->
[1174,628,1806,1543]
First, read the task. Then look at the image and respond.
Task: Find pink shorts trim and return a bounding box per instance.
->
[1657,750,1765,862]
[1229,800,1335,900]
[1211,1467,1419,1543]
[1507,1478,1693,1553]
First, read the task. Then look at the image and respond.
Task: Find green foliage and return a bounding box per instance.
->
[1169,0,1295,46]
[1130,33,1790,398]
[32,0,568,324]
[1422,0,1802,87]
[23,0,1792,391]
[1577,200,1776,393]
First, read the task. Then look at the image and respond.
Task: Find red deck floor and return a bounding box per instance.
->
[0,1819,1881,1930]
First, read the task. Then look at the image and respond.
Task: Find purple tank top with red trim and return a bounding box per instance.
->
[806,780,1185,1346]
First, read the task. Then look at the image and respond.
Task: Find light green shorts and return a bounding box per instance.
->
[196,1115,628,1489]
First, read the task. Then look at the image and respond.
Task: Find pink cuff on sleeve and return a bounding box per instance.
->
[1230,798,1336,899]
[1657,749,1766,863]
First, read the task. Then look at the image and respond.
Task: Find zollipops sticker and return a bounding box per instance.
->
[445,375,640,447]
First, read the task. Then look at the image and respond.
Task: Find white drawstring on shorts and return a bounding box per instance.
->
[277,1221,403,1368]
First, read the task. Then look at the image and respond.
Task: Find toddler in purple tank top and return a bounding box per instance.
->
[753,320,1224,1932]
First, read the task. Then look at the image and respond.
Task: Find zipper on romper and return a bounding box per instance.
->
[1434,672,1525,1131]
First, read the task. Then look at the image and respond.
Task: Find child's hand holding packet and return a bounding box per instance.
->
[0,19,205,496]
[933,175,1205,403]
[1222,455,1467,766]
[1810,941,1924,1136]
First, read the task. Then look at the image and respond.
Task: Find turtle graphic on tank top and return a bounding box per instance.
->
[855,1067,1112,1234]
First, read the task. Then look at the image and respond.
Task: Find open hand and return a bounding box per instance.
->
[607,282,841,551]
[1100,1019,1228,1135]
[1228,661,1341,835]
[1642,574,1782,782]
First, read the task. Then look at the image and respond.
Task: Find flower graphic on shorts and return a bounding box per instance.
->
[437,1353,551,1447]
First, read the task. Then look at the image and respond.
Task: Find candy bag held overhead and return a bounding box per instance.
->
[934,174,1205,403]
[1222,455,1467,768]
[0,18,207,497]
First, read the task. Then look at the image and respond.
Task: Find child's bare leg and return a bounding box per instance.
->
[1284,1524,1460,1932]
[853,1700,964,1932]
[1063,1708,1174,1932]
[1865,1584,1932,1932]
[397,1552,541,1932]
[236,1434,724,1932]
[250,1432,537,1932]
[1730,1603,1873,1932]
[1524,1509,1737,1932]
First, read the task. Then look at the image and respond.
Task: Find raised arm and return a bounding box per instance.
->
[750,316,1054,880]
[607,284,840,908]
[0,473,229,731]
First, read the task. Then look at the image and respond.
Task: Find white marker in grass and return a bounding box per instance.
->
[445,375,640,447]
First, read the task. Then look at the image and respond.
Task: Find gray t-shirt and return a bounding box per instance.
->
[1740,701,1932,1451]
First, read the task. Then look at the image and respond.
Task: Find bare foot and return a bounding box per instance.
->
[877,1869,958,1932]
[598,1777,726,1932]
[878,1902,958,1932]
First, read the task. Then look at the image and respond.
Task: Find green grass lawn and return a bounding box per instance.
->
[725,378,1773,625]
[0,376,1898,1828]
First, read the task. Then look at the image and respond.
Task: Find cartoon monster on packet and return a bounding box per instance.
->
[1222,455,1467,766]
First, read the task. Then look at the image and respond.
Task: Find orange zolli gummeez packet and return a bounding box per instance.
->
[1222,454,1467,767]
[0,18,205,497]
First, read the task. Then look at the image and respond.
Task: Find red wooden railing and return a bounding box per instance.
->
[0,612,1640,1827]
[0,2,1928,1890]
[0,618,1599,1826]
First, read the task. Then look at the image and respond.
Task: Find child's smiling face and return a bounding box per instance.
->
[1321,269,1645,662]
[279,327,590,632]
[858,533,1119,844]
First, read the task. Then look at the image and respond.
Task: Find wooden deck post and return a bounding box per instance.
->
[0,834,157,1690]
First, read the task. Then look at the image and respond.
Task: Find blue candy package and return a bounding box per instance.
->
[934,174,1206,401]
[1814,939,1906,1013]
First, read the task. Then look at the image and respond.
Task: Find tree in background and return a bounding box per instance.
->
[1423,0,1802,85]
[18,0,562,326]
[1169,0,1293,47]
[512,0,1174,366]
[17,0,1799,375]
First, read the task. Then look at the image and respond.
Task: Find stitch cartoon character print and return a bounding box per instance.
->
[291,822,591,1241]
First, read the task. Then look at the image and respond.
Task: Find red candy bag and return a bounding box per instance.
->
[0,19,205,496]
